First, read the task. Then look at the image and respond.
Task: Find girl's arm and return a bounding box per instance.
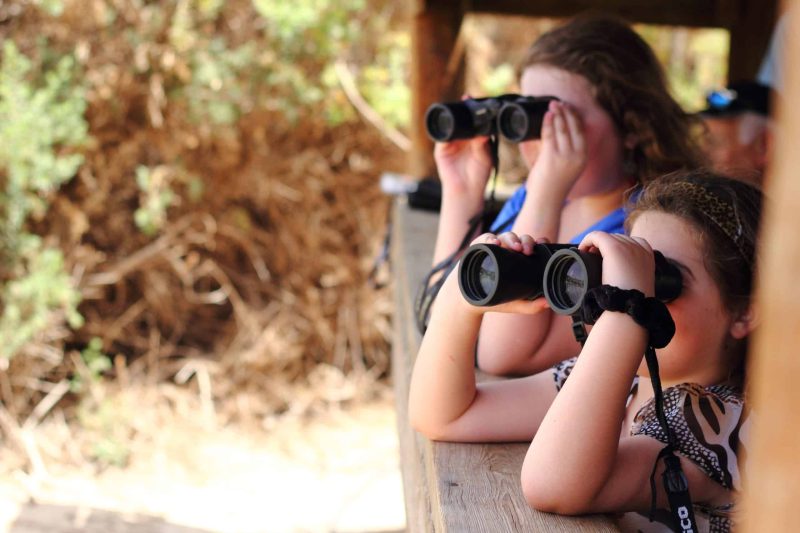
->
[432,136,493,266]
[478,101,587,375]
[409,235,558,443]
[522,309,649,511]
[520,231,731,514]
[521,231,653,510]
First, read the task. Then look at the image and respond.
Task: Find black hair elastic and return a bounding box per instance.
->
[580,285,675,348]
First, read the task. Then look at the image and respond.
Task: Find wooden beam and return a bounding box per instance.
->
[409,3,465,178]
[739,5,800,532]
[727,0,778,81]
[463,0,722,27]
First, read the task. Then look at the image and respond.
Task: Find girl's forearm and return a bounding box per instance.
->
[515,178,570,241]
[477,311,557,375]
[476,189,566,373]
[522,312,647,511]
[433,190,485,265]
[408,275,484,438]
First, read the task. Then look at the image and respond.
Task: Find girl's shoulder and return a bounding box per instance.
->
[631,382,747,491]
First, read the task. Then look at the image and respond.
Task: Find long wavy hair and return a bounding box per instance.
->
[520,13,703,183]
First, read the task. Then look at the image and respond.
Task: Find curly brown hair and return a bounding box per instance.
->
[625,169,763,382]
[520,13,703,183]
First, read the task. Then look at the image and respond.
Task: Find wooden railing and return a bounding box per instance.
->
[390,197,620,532]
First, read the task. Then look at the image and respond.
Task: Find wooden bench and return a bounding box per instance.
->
[390,197,620,532]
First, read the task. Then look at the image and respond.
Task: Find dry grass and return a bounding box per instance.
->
[0,0,406,473]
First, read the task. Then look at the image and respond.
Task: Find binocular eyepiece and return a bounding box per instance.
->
[425,94,558,143]
[457,243,682,315]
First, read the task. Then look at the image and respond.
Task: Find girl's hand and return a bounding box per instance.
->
[434,136,493,198]
[521,100,587,200]
[433,95,493,199]
[466,231,551,314]
[577,231,656,297]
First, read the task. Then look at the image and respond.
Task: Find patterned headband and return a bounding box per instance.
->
[671,182,752,265]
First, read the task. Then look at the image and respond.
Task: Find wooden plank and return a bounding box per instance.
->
[430,441,620,531]
[392,199,439,532]
[391,198,620,531]
[739,5,800,532]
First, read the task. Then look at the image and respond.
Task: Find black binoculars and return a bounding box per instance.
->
[457,243,682,316]
[425,94,558,143]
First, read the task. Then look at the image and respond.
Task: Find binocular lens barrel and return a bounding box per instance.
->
[424,95,557,143]
[542,249,602,315]
[497,101,549,142]
[424,100,499,142]
[458,243,682,314]
[459,247,498,304]
[425,104,465,142]
[458,244,554,306]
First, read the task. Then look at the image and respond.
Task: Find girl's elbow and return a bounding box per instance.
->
[521,470,594,515]
[522,474,563,513]
[408,411,448,441]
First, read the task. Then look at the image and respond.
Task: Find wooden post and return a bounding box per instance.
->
[409,1,465,178]
[739,4,800,532]
[726,0,777,81]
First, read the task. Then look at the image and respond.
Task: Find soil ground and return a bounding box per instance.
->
[0,391,406,533]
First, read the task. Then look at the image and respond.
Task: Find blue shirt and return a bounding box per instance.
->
[490,185,626,244]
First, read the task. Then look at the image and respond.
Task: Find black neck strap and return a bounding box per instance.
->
[573,285,698,532]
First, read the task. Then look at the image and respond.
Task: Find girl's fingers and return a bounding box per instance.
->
[472,232,500,245]
[489,296,551,315]
[540,108,555,142]
[577,230,607,252]
[561,105,585,152]
[495,232,543,254]
[519,234,536,254]
[497,231,523,251]
[551,104,571,152]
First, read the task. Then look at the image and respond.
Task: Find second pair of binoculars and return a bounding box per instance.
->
[425,94,558,143]
[458,243,682,317]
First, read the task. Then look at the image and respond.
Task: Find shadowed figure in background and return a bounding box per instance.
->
[699,80,772,186]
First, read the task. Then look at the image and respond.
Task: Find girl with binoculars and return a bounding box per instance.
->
[430,14,702,375]
[410,171,761,532]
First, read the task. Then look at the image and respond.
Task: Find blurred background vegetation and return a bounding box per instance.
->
[0,0,727,472]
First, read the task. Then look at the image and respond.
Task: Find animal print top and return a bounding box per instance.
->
[553,357,748,533]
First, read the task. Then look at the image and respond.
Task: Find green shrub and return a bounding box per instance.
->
[0,41,88,360]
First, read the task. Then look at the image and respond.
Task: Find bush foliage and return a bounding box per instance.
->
[0,0,407,429]
[0,40,87,360]
[0,1,727,442]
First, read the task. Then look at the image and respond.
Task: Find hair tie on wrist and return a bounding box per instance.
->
[581,285,675,348]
